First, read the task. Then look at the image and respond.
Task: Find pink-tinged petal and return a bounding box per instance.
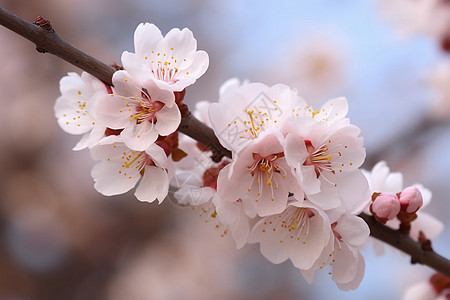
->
[314,97,348,123]
[331,243,359,284]
[91,161,140,196]
[284,133,310,168]
[82,71,107,94]
[326,125,366,170]
[399,186,423,213]
[121,51,146,80]
[58,72,85,95]
[336,170,370,213]
[171,50,209,89]
[73,133,90,151]
[111,70,142,97]
[85,124,107,148]
[145,143,168,168]
[335,252,365,291]
[89,136,123,160]
[154,105,181,136]
[284,168,305,200]
[307,182,341,210]
[143,79,176,107]
[214,197,250,249]
[249,179,289,217]
[209,82,285,152]
[135,166,169,204]
[300,231,335,282]
[159,27,197,59]
[334,214,370,248]
[370,192,401,223]
[217,163,253,202]
[241,197,257,218]
[287,204,332,269]
[134,23,163,56]
[54,95,95,135]
[93,93,133,129]
[297,165,321,195]
[121,121,158,151]
[247,215,290,264]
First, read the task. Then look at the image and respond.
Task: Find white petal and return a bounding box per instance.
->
[135,166,169,203]
[331,243,359,285]
[334,214,370,248]
[170,50,209,90]
[154,105,181,136]
[93,93,133,129]
[336,170,371,213]
[122,121,158,151]
[91,161,140,196]
[159,27,196,59]
[134,23,163,56]
[314,97,348,123]
[73,133,90,151]
[145,143,168,168]
[143,78,176,107]
[335,252,365,291]
[288,207,332,269]
[247,215,289,264]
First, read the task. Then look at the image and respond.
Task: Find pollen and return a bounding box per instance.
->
[77,91,81,95]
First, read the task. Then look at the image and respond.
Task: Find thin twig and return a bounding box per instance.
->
[0,5,448,276]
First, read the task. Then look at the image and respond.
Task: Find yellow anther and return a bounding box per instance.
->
[123,153,143,168]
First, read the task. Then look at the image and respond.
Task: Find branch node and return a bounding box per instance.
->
[419,231,433,251]
[33,16,54,32]
[110,62,124,70]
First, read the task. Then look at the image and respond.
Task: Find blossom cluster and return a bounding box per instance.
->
[55,23,209,203]
[54,23,442,292]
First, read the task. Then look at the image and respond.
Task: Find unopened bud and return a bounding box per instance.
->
[370,193,401,224]
[399,186,423,214]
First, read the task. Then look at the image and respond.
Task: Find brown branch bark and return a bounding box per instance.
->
[0,5,448,277]
[359,213,450,277]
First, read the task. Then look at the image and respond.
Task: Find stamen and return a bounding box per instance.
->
[124,152,143,168]
[247,110,258,139]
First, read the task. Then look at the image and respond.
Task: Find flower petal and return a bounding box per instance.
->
[135,165,169,203]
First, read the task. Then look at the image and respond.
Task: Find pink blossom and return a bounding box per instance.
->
[370,193,401,223]
[400,186,423,213]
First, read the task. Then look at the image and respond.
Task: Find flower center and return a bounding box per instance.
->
[278,207,315,244]
[248,152,284,186]
[128,90,164,124]
[247,152,287,201]
[145,49,183,84]
[303,140,332,177]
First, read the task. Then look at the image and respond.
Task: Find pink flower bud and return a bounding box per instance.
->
[399,186,423,214]
[370,193,401,223]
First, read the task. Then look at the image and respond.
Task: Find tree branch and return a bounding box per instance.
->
[359,213,450,277]
[0,5,448,277]
[0,6,231,162]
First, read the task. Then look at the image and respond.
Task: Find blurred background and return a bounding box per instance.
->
[0,0,449,299]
